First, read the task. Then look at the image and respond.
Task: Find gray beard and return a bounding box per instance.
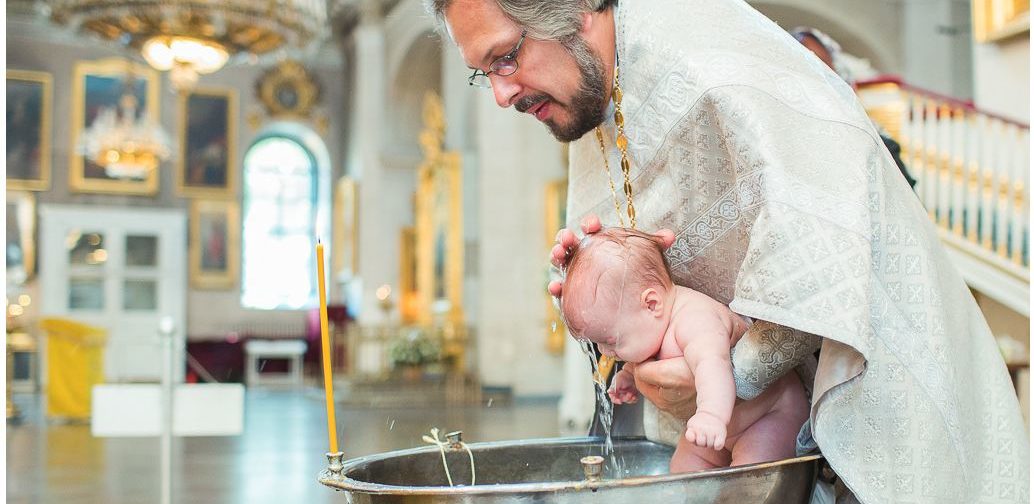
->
[544,36,609,143]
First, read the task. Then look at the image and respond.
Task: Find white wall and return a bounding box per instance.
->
[750,0,904,73]
[473,96,566,396]
[902,0,974,99]
[972,36,1030,122]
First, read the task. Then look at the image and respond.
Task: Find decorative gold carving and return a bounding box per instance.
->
[414,92,464,328]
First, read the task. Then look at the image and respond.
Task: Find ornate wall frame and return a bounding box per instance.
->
[6,70,52,191]
[189,200,240,290]
[176,87,238,198]
[332,177,358,278]
[6,191,37,285]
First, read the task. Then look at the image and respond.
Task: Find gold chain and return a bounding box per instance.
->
[594,128,626,228]
[594,65,637,230]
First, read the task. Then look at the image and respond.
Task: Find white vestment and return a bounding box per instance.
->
[566,1,1029,502]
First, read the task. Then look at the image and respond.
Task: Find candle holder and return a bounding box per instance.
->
[375,284,395,321]
[324,451,345,480]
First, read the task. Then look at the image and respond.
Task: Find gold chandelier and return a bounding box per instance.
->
[48,0,328,90]
[78,75,172,179]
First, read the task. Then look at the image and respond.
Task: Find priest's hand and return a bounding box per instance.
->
[626,359,697,421]
[547,214,675,297]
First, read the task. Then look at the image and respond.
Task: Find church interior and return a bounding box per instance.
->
[5,0,1030,502]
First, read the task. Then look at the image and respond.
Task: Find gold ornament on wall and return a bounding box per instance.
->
[256,60,321,118]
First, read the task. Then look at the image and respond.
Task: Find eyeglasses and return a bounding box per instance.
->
[468,30,527,88]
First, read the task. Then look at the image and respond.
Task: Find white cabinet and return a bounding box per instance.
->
[40,205,187,383]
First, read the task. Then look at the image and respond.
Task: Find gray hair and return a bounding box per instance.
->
[425,0,616,42]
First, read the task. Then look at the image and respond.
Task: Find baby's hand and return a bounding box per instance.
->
[684,411,727,451]
[607,369,639,404]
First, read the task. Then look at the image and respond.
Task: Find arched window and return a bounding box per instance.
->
[240,136,319,309]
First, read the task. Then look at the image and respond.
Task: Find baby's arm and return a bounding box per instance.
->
[608,367,639,404]
[677,312,736,451]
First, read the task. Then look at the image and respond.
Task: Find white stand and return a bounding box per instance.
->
[244,339,307,387]
[159,317,175,504]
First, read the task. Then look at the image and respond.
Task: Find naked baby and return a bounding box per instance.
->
[559,227,808,472]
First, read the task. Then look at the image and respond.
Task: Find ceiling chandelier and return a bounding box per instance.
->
[78,76,171,179]
[48,0,329,90]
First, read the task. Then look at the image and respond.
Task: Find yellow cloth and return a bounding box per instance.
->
[40,318,107,419]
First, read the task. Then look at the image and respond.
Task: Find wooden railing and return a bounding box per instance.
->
[858,76,1029,314]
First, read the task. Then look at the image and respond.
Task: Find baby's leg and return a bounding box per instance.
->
[728,376,809,466]
[728,408,802,466]
[670,435,731,473]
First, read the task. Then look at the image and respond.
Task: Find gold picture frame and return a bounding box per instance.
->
[6,70,52,191]
[544,179,568,355]
[189,200,240,290]
[70,58,161,195]
[177,87,238,198]
[399,226,419,324]
[973,0,1030,42]
[332,177,358,278]
[6,191,37,285]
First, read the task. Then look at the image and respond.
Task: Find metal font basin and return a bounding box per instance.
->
[318,436,821,503]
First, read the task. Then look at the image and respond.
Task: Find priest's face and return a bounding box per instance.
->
[444,0,609,142]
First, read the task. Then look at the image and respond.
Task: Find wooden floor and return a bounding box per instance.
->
[7,388,561,503]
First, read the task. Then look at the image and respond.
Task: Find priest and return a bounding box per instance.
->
[427,0,1029,502]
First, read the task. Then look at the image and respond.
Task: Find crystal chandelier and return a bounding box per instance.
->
[48,0,328,90]
[78,78,171,179]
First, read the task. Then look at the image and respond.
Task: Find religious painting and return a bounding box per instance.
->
[6,191,36,286]
[332,177,358,278]
[544,179,568,355]
[973,0,1030,42]
[70,58,161,195]
[177,88,238,198]
[190,200,239,289]
[6,70,51,191]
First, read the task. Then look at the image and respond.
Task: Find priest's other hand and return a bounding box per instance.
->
[626,359,697,421]
[547,214,675,297]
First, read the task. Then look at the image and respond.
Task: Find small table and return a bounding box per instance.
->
[244,339,307,387]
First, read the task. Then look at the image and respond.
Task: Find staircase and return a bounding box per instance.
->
[858,76,1030,317]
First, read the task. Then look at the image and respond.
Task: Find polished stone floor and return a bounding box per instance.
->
[7,388,561,503]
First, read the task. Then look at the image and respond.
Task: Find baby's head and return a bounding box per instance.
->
[560,227,674,363]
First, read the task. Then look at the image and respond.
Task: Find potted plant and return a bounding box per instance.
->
[388,328,441,381]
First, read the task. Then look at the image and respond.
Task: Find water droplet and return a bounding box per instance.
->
[551,321,557,333]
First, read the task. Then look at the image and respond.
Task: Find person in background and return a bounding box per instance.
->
[790,26,917,190]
